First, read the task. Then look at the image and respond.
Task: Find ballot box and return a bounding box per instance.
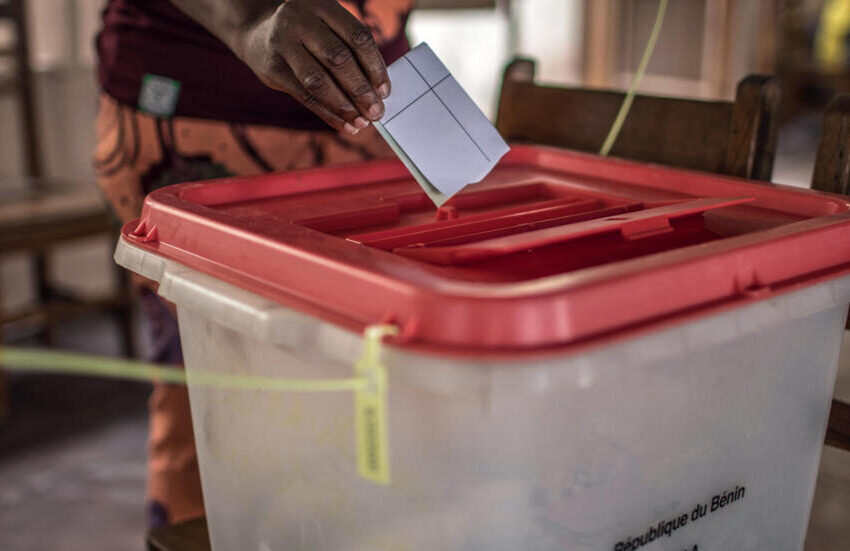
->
[117,145,850,550]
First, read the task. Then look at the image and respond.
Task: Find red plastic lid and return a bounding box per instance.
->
[124,145,850,350]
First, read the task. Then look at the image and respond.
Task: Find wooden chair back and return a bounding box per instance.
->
[813,94,850,196]
[496,57,781,181]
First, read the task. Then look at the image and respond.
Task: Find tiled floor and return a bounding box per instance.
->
[0,416,148,551]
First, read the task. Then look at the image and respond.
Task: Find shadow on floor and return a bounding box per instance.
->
[0,374,149,461]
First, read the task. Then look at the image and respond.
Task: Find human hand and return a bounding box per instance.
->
[236,0,390,134]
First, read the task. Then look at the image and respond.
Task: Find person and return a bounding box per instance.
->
[94,0,412,528]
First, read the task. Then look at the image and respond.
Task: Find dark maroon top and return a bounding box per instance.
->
[97,0,410,129]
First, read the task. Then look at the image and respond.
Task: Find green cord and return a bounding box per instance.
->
[0,346,369,393]
[599,0,669,156]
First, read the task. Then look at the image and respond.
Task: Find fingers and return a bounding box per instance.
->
[251,0,391,133]
[259,55,366,135]
[318,0,391,99]
[286,42,378,125]
[298,19,385,121]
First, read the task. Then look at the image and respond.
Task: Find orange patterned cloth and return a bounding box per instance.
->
[94,92,393,525]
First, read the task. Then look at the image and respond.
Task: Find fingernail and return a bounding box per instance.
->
[354,116,370,129]
[378,83,390,99]
[368,102,384,121]
[343,122,359,135]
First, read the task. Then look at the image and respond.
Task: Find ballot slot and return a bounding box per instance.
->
[296,180,644,240]
[349,198,634,249]
[355,203,640,251]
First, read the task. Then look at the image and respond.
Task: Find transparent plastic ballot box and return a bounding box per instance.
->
[117,145,850,551]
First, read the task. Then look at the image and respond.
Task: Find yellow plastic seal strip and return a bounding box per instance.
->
[354,324,399,485]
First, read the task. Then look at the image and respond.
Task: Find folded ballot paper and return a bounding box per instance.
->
[376,43,510,206]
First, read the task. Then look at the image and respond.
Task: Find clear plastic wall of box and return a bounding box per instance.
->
[118,240,850,551]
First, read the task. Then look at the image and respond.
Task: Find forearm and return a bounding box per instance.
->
[169,0,280,57]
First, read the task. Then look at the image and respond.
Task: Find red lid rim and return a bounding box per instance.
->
[122,145,850,350]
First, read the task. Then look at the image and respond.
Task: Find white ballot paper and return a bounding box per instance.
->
[375,43,511,206]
